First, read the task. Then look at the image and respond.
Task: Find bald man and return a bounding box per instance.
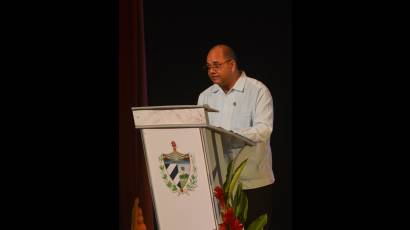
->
[198,44,275,229]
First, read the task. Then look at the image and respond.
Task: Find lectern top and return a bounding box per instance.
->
[131,105,218,112]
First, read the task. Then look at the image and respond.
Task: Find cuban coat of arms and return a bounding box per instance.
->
[159,141,198,195]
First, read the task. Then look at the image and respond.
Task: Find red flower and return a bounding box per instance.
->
[231,217,244,230]
[214,158,248,230]
[223,207,235,225]
[214,186,225,208]
[221,208,244,230]
[219,223,227,230]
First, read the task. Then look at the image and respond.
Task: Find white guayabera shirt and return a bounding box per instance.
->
[198,71,275,189]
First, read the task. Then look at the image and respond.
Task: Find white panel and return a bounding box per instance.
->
[142,128,217,230]
[133,108,207,126]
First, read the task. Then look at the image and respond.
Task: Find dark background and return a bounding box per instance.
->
[5,0,397,229]
[144,1,291,229]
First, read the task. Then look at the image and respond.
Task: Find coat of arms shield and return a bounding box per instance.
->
[159,141,197,195]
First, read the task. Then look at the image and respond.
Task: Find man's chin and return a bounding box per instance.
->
[212,79,221,85]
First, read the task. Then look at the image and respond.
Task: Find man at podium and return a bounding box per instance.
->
[198,44,275,229]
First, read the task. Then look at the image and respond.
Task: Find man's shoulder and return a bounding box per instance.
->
[199,84,217,95]
[197,84,218,104]
[244,75,269,91]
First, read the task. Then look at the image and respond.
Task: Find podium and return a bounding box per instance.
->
[132,105,255,230]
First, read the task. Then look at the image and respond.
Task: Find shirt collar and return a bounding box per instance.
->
[232,71,246,92]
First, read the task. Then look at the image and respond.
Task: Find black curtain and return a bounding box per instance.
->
[119,0,153,229]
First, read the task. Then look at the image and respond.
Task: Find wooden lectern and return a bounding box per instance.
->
[132,105,255,230]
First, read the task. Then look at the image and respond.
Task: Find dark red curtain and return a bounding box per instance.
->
[119,0,153,229]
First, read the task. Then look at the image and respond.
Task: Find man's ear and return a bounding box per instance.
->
[231,60,237,70]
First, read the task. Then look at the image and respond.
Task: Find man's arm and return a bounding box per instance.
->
[197,92,204,105]
[233,88,274,143]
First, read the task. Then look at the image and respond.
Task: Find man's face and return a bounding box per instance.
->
[206,48,233,88]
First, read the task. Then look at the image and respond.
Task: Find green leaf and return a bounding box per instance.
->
[233,182,243,213]
[234,188,248,224]
[242,194,248,223]
[247,214,267,230]
[228,159,248,201]
[179,174,189,179]
[223,159,234,196]
[234,194,243,220]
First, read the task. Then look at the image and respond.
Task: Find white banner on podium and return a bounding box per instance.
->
[142,128,217,230]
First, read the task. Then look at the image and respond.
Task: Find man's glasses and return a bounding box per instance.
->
[203,59,232,71]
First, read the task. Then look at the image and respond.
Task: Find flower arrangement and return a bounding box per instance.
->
[214,158,268,230]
